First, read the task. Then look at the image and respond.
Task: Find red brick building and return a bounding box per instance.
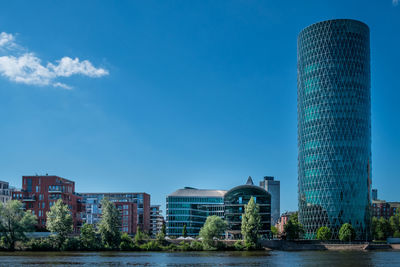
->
[114,201,138,234]
[372,200,400,219]
[81,192,150,233]
[12,175,83,232]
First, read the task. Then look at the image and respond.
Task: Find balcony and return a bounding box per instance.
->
[23,196,36,201]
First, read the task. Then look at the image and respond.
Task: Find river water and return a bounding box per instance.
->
[0,250,400,266]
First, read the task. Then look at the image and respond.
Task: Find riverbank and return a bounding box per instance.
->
[259,240,400,251]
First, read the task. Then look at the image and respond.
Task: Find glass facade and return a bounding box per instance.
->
[166,193,225,236]
[297,19,371,240]
[224,185,271,239]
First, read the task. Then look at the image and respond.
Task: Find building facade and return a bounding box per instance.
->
[372,189,378,201]
[80,192,150,233]
[12,175,83,232]
[275,211,296,234]
[114,201,138,234]
[372,200,400,220]
[259,176,280,225]
[225,177,271,239]
[0,180,13,204]
[166,187,226,236]
[297,19,372,239]
[150,205,164,237]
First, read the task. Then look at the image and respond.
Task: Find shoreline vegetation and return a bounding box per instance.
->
[1,198,400,252]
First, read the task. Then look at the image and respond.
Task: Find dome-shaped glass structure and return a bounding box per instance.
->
[297,19,371,240]
[224,182,271,239]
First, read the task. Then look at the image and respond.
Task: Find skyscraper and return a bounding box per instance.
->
[297,19,371,240]
[259,176,280,225]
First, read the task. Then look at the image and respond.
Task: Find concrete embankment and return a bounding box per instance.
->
[260,240,397,251]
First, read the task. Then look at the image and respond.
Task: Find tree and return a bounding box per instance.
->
[376,217,391,241]
[199,215,227,248]
[241,197,261,248]
[316,226,332,241]
[271,226,278,238]
[372,217,379,240]
[284,212,304,240]
[0,200,37,250]
[98,199,121,249]
[135,226,146,244]
[46,199,73,249]
[339,223,356,242]
[389,212,400,237]
[120,232,136,250]
[182,224,188,237]
[80,223,99,250]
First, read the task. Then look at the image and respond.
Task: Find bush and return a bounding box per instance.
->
[233,240,245,251]
[190,241,204,251]
[26,238,57,251]
[316,226,332,241]
[393,231,400,238]
[163,243,178,251]
[119,233,137,251]
[339,223,356,242]
[61,237,81,251]
[139,241,161,251]
[177,241,191,251]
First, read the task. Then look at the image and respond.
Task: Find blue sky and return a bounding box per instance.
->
[0,1,399,214]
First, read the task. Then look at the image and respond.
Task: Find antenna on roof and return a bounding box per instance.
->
[246,176,254,185]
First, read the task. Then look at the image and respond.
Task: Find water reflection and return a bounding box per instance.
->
[0,250,398,266]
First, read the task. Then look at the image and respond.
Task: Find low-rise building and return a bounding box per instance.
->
[275,211,296,234]
[12,175,83,232]
[150,205,164,237]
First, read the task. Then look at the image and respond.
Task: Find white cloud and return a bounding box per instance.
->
[0,31,108,89]
[0,32,15,48]
[394,0,399,6]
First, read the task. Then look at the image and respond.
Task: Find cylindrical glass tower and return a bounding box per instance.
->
[297,19,371,240]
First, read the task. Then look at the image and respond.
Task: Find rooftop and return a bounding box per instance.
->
[168,187,227,197]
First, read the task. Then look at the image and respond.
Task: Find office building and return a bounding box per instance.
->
[297,19,372,239]
[166,187,226,236]
[80,192,150,233]
[260,176,280,225]
[225,177,271,239]
[372,189,378,201]
[12,175,83,232]
[0,180,13,204]
[150,205,164,237]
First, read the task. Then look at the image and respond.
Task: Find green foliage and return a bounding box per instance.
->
[182,224,188,237]
[98,199,121,249]
[339,223,356,242]
[241,197,261,247]
[190,241,204,251]
[135,226,148,245]
[61,237,81,251]
[80,223,100,250]
[120,232,138,250]
[46,199,73,250]
[25,237,57,251]
[177,241,191,251]
[390,213,400,237]
[316,226,332,241]
[283,212,304,240]
[139,240,162,251]
[233,240,245,251]
[199,215,227,248]
[393,231,400,238]
[161,223,166,235]
[271,226,278,237]
[376,217,391,240]
[0,200,37,250]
